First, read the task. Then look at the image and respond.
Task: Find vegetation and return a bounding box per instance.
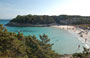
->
[6,14,90,27]
[76,24,90,29]
[0,24,61,58]
[10,15,56,24]
[73,47,90,58]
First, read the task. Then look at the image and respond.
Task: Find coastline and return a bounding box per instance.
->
[5,22,56,27]
[4,21,90,57]
[51,25,90,50]
[6,22,90,50]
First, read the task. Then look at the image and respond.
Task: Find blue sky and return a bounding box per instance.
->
[0,0,90,19]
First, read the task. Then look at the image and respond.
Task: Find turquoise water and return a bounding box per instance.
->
[0,20,84,54]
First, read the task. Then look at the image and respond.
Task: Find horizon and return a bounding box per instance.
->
[0,0,90,19]
[1,14,90,20]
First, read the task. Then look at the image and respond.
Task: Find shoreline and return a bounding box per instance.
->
[5,22,57,27]
[6,23,90,50]
[51,25,90,50]
[4,23,90,57]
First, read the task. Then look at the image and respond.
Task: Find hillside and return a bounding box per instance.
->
[6,14,90,27]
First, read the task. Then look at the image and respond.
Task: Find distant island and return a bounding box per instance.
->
[6,14,90,27]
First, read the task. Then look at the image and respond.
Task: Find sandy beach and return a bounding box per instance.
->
[51,25,90,49]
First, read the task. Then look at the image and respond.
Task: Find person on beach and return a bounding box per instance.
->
[78,45,80,49]
[86,31,88,35]
[80,34,83,37]
[85,38,87,43]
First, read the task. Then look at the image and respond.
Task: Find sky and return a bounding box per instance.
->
[0,0,90,19]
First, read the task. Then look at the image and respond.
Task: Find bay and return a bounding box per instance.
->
[0,20,84,54]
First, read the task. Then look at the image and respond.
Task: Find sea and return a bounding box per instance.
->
[0,20,84,54]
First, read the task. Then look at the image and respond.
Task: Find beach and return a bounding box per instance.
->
[51,25,90,50]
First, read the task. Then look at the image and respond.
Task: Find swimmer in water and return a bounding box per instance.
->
[78,45,80,49]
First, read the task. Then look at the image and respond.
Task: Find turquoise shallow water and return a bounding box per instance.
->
[0,20,84,54]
